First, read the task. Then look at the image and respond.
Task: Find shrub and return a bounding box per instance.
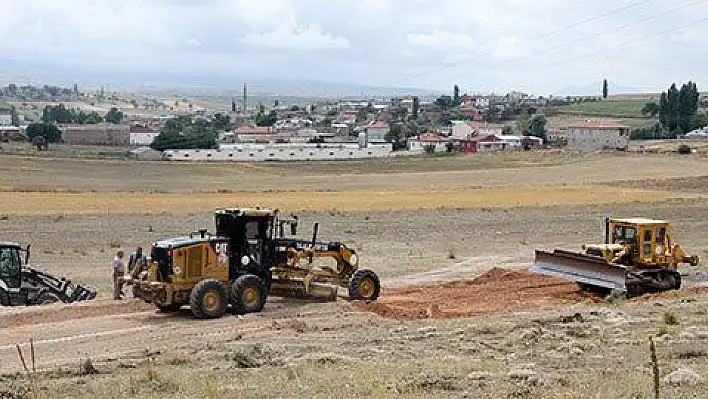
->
[677,144,692,154]
[663,311,679,325]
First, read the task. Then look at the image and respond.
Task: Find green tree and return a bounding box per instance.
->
[25,123,62,148]
[516,113,532,135]
[212,113,231,131]
[255,104,277,126]
[412,96,420,121]
[85,111,103,124]
[356,107,369,123]
[434,95,454,109]
[104,107,124,124]
[384,122,410,151]
[502,124,515,135]
[657,81,700,137]
[453,85,461,106]
[526,115,548,142]
[10,106,20,127]
[150,116,217,151]
[602,79,608,99]
[642,102,659,117]
[42,104,72,124]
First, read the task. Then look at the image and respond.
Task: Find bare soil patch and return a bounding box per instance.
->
[354,267,599,320]
[0,185,691,216]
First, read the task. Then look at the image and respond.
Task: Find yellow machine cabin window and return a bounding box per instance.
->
[643,228,653,256]
[186,246,204,278]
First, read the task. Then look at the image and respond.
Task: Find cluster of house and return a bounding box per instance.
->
[407,122,543,154]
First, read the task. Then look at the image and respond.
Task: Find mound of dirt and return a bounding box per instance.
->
[353,268,600,321]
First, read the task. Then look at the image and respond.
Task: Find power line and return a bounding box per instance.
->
[460,15,708,95]
[387,0,650,86]
[496,0,706,67]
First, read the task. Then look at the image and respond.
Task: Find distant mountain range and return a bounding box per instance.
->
[0,58,437,99]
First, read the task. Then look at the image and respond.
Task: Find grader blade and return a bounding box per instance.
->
[268,278,339,302]
[532,249,628,291]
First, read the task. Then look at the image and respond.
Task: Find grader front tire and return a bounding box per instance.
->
[348,269,381,300]
[231,275,266,315]
[190,279,228,319]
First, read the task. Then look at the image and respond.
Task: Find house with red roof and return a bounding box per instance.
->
[458,134,506,153]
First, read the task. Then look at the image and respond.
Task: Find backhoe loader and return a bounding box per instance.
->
[127,208,380,319]
[532,217,699,297]
[1,241,97,306]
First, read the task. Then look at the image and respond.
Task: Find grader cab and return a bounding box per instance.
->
[532,218,699,296]
[129,208,380,319]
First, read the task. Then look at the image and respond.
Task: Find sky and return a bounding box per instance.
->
[0,0,707,95]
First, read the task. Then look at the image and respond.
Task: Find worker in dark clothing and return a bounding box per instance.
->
[128,247,147,276]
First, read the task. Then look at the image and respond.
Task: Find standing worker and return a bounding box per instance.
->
[112,250,125,300]
[128,246,147,278]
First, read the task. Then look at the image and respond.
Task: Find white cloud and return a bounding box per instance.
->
[494,36,522,60]
[0,0,705,93]
[406,31,476,50]
[184,38,202,47]
[241,24,350,51]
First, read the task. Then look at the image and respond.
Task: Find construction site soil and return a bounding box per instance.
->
[354,268,600,320]
[2,151,708,398]
[354,267,708,321]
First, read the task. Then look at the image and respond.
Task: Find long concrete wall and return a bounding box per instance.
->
[164,143,393,162]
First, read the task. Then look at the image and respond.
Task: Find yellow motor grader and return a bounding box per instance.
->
[127,208,380,319]
[532,217,699,297]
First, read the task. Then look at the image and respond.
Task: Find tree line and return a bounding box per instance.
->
[636,81,707,139]
[0,83,80,101]
[41,104,124,125]
[150,113,232,151]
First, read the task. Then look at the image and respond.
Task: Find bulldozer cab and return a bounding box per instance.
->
[609,218,672,267]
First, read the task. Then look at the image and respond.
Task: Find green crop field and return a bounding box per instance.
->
[554,100,648,118]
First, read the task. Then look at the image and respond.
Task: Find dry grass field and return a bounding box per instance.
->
[1,149,708,398]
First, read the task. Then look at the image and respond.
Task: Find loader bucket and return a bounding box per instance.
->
[531,249,628,291]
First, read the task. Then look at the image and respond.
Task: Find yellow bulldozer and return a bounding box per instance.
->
[127,208,380,319]
[532,217,699,297]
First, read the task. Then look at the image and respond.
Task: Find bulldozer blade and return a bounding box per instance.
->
[269,279,339,302]
[532,249,628,291]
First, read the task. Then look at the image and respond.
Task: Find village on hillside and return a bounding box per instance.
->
[1,82,707,161]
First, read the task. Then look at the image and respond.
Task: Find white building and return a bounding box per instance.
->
[408,133,449,153]
[495,135,543,149]
[364,121,390,142]
[0,115,12,126]
[164,142,393,162]
[451,121,504,139]
[567,122,630,151]
[129,132,160,146]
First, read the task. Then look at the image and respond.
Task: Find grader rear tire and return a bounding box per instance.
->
[189,279,228,319]
[231,275,266,315]
[348,269,381,300]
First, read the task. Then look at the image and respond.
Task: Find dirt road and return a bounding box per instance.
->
[3,264,706,377]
